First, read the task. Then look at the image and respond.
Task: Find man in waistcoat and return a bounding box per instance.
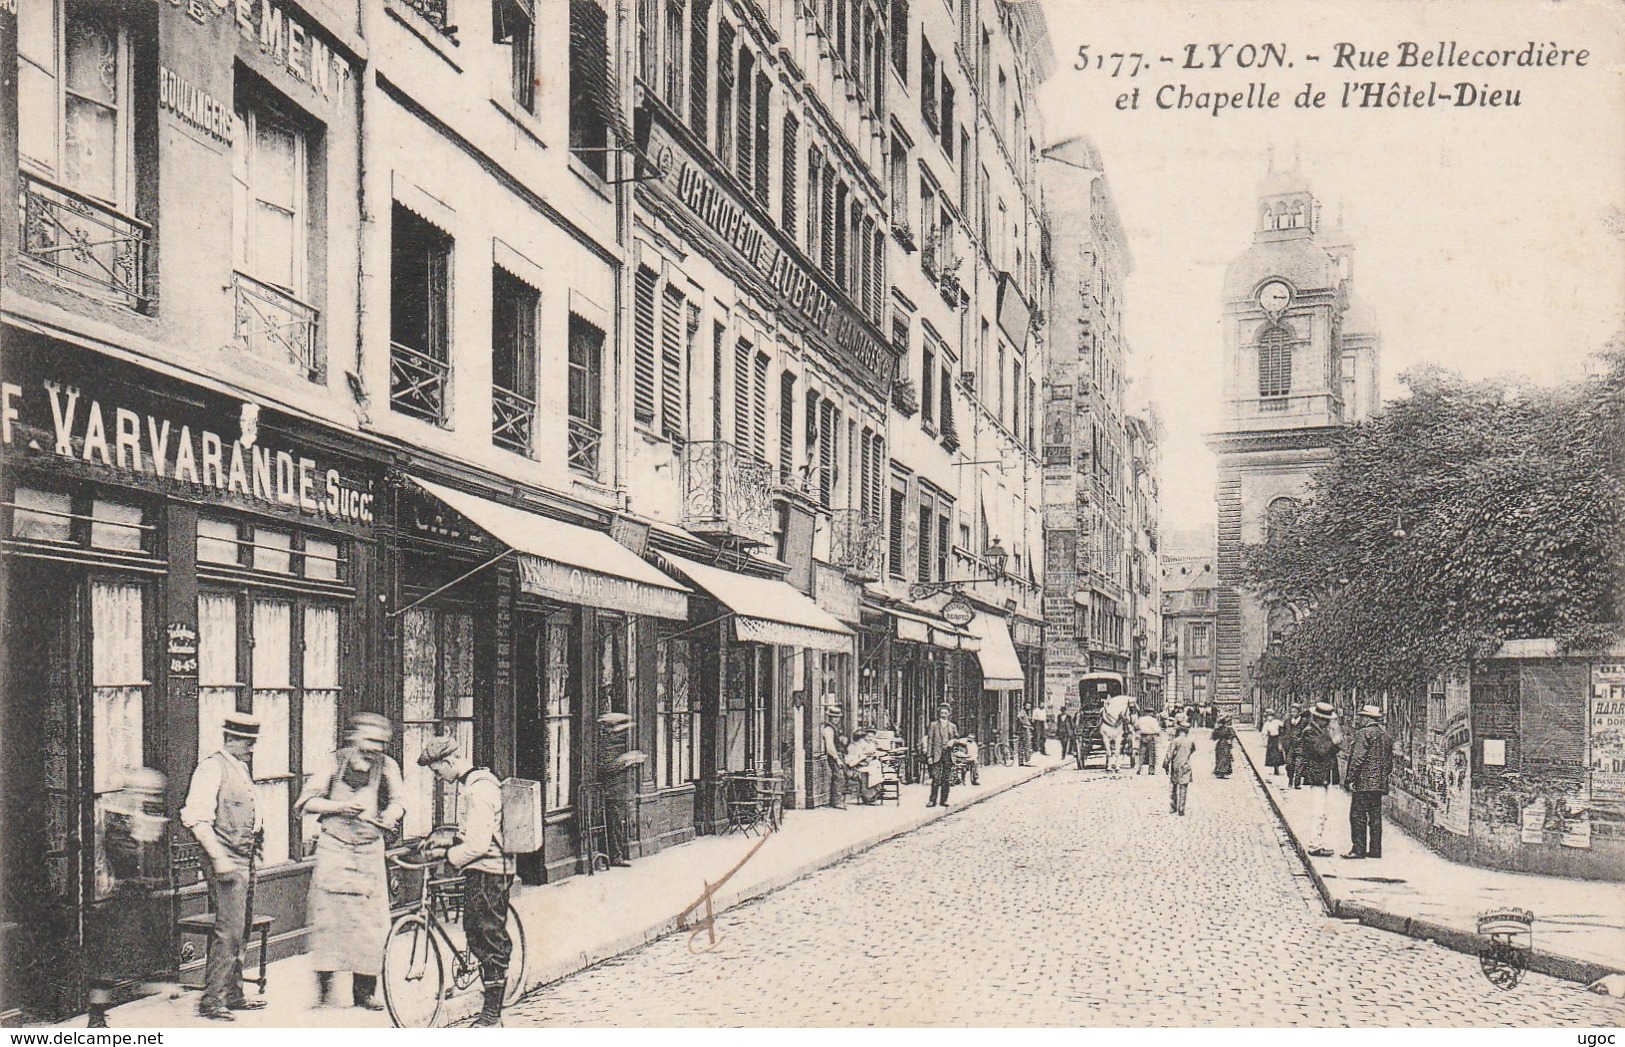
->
[181,712,267,1022]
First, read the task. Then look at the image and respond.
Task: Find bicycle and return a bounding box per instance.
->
[380,835,527,1028]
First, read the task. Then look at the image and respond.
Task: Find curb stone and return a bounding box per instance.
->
[1235,731,1622,988]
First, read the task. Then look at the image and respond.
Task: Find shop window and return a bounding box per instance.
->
[493,0,537,113]
[544,617,573,812]
[90,498,142,552]
[10,487,74,543]
[197,517,240,565]
[91,580,146,899]
[656,636,697,788]
[197,590,342,866]
[492,267,540,456]
[253,526,293,575]
[568,312,605,476]
[390,204,454,424]
[401,608,476,838]
[17,0,150,308]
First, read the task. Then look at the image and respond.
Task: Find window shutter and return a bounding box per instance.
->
[716,21,735,162]
[660,284,684,437]
[890,0,908,76]
[916,497,932,581]
[733,339,752,454]
[688,0,710,138]
[818,399,835,508]
[633,266,659,425]
[888,486,906,576]
[778,372,796,484]
[753,71,771,204]
[751,351,769,462]
[871,436,885,521]
[781,114,799,236]
[820,164,836,278]
[735,47,754,188]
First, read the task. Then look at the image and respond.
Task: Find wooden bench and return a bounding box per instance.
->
[176,913,274,996]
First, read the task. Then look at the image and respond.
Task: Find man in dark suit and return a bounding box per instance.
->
[925,704,963,808]
[1344,704,1394,859]
[1299,702,1341,857]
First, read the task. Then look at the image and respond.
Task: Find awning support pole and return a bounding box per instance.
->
[387,548,517,619]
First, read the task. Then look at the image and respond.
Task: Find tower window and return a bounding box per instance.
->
[1258,324,1292,402]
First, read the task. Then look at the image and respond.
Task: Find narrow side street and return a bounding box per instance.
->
[508,737,1625,1027]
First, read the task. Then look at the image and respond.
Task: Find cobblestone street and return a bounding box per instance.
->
[508,740,1625,1027]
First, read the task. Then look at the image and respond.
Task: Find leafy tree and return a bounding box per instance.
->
[1244,345,1625,696]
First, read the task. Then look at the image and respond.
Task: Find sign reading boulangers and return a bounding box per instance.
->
[642,106,897,397]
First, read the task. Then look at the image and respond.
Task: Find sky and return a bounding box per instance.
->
[1032,0,1625,540]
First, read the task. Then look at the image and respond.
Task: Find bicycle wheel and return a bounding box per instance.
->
[1000,743,1014,767]
[502,904,527,1007]
[382,914,446,1028]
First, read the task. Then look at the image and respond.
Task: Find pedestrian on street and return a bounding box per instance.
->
[1057,709,1077,760]
[1286,704,1310,788]
[925,705,963,808]
[1262,710,1286,775]
[1211,716,1237,778]
[1099,691,1133,773]
[958,734,981,786]
[85,768,172,1028]
[180,711,267,1022]
[1162,724,1196,815]
[294,712,405,1010]
[1134,710,1162,775]
[1298,702,1342,857]
[1016,706,1033,766]
[596,713,641,865]
[1344,704,1394,859]
[1031,704,1048,757]
[821,701,849,809]
[418,735,515,1027]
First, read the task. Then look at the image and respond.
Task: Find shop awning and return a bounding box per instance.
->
[885,605,978,650]
[658,553,853,652]
[964,611,1025,690]
[409,477,689,620]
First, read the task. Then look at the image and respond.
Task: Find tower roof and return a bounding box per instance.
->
[1223,239,1338,300]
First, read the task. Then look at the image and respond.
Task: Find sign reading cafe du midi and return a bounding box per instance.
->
[1,379,376,526]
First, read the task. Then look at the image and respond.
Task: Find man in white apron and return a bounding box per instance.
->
[295,713,405,1009]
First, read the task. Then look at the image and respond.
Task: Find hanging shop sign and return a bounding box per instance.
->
[941,595,976,628]
[640,106,897,398]
[1,379,375,526]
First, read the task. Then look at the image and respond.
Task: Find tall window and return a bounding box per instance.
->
[778,372,797,485]
[715,21,735,165]
[920,36,937,133]
[232,101,305,296]
[542,615,573,811]
[889,138,908,223]
[753,71,771,204]
[806,149,824,257]
[940,80,955,159]
[688,0,710,137]
[917,496,932,582]
[1012,359,1023,440]
[920,180,938,275]
[400,607,475,838]
[734,47,755,188]
[655,636,698,787]
[659,285,690,441]
[491,268,539,455]
[389,205,453,423]
[569,0,612,178]
[494,0,536,112]
[1259,324,1293,400]
[889,0,908,76]
[1190,623,1211,657]
[632,265,659,426]
[568,313,605,475]
[662,0,685,104]
[921,336,936,428]
[1191,672,1209,705]
[18,0,130,206]
[90,581,146,898]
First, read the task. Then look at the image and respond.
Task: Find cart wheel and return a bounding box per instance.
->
[591,853,611,873]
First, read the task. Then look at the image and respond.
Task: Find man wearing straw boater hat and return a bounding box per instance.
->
[1297,702,1342,857]
[1344,704,1394,860]
[180,711,267,1021]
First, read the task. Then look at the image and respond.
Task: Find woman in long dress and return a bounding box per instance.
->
[1212,716,1237,778]
[295,713,405,1009]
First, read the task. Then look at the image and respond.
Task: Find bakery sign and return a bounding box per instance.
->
[1,380,375,526]
[642,108,897,396]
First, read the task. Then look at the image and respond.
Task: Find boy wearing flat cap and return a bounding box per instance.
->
[418,735,513,1026]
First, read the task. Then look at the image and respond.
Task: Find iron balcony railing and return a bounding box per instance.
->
[20,171,151,308]
[397,0,450,31]
[389,341,450,425]
[829,508,885,580]
[491,385,535,455]
[567,416,601,476]
[233,271,319,380]
[681,440,776,546]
